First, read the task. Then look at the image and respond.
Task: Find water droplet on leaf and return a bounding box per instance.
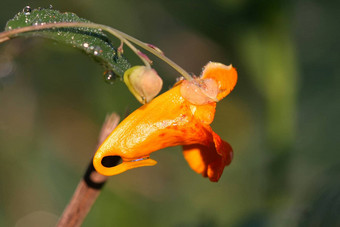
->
[23,6,32,15]
[104,70,118,85]
[93,46,102,56]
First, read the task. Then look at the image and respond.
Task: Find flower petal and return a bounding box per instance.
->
[201,62,237,100]
[93,69,235,180]
[183,130,233,182]
[93,85,218,176]
[93,154,157,176]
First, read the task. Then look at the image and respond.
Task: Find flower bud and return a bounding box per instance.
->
[124,66,163,104]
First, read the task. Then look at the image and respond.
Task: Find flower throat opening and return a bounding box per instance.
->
[101,155,123,167]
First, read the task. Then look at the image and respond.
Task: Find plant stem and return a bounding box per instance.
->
[0,22,193,80]
[57,113,120,227]
[115,29,193,81]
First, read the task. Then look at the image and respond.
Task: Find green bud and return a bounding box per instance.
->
[124,66,163,104]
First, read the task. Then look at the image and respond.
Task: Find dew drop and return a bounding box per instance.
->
[23,6,31,15]
[93,46,102,56]
[103,70,118,85]
[83,43,89,48]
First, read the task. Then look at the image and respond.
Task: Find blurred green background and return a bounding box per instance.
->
[0,0,339,226]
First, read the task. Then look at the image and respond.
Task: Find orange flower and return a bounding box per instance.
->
[93,62,237,182]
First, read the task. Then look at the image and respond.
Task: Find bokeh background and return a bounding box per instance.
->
[0,0,339,226]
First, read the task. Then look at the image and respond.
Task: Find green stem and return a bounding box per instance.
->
[0,22,193,80]
[115,29,193,81]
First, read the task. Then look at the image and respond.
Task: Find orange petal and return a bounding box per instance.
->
[93,62,237,179]
[201,62,237,100]
[182,130,233,182]
[93,154,157,176]
[93,85,218,176]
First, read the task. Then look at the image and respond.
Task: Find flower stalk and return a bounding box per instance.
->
[0,22,193,81]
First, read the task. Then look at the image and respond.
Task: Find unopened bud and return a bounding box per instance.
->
[124,66,163,104]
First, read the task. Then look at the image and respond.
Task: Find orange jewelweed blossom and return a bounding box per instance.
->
[93,62,237,182]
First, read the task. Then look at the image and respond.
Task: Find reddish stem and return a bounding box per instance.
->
[57,113,120,227]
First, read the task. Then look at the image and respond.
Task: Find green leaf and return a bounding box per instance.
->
[5,7,130,77]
